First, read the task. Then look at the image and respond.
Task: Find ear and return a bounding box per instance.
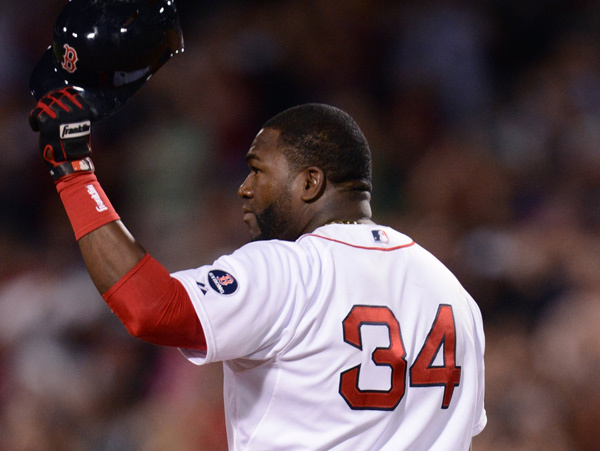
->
[299,166,326,202]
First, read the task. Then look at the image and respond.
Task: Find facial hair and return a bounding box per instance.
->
[252,188,293,242]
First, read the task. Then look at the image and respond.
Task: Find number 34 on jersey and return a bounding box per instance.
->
[339,304,461,411]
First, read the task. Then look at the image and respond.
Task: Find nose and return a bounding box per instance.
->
[238,174,253,198]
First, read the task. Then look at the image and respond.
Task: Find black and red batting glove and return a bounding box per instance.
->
[28,86,120,240]
[29,87,94,181]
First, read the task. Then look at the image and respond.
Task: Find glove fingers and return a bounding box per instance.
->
[29,87,87,127]
[37,92,71,118]
[59,87,84,110]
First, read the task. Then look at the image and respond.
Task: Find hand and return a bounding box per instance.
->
[29,87,95,181]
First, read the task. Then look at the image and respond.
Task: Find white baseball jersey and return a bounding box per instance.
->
[172,224,486,450]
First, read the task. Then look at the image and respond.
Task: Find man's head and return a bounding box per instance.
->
[264,103,372,193]
[239,104,373,242]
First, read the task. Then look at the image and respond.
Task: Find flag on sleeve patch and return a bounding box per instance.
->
[207,270,238,295]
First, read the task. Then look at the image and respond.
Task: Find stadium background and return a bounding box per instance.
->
[1,0,599,449]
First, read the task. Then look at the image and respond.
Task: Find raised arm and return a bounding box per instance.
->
[28,87,143,288]
[29,87,206,351]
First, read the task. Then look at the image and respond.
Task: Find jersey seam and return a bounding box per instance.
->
[300,233,415,251]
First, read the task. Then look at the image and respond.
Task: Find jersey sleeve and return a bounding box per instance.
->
[171,241,310,365]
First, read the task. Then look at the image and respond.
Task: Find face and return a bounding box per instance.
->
[238,128,299,241]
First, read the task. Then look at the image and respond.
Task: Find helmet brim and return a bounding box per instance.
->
[30,47,146,121]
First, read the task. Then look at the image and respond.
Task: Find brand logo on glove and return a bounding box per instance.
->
[60,121,91,139]
[73,159,92,172]
[61,44,79,73]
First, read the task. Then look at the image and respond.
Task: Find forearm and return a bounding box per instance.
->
[53,170,142,293]
[78,220,146,294]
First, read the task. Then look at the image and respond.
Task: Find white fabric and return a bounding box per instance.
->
[173,224,486,450]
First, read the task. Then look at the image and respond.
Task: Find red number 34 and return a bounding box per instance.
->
[339,304,461,410]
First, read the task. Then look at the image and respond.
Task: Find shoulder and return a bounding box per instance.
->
[175,239,318,291]
[231,238,314,261]
[213,238,319,279]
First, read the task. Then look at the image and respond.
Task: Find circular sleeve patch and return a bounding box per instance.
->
[207,270,238,295]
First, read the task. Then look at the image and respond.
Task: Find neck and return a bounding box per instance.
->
[296,185,374,236]
[310,196,374,231]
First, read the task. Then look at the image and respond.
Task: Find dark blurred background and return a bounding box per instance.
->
[2,0,600,449]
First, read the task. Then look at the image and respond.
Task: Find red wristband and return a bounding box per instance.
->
[56,173,120,240]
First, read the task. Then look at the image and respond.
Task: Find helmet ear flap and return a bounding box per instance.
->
[30,0,184,120]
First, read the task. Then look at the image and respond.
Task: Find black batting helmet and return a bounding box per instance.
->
[30,0,184,119]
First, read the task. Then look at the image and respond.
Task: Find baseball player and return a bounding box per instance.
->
[29,92,486,449]
[27,2,485,449]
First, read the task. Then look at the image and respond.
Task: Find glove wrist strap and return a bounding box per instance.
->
[50,157,95,181]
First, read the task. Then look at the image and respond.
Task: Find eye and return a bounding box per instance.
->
[250,165,261,175]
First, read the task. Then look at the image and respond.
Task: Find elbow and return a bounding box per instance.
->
[124,319,145,339]
[123,316,157,342]
[101,255,206,350]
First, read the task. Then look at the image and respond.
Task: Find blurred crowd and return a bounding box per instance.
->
[1,0,600,449]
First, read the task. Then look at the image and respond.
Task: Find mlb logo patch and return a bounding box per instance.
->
[372,229,389,244]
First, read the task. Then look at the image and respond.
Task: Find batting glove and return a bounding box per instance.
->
[29,87,94,181]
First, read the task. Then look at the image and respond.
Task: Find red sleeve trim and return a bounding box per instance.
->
[102,253,207,351]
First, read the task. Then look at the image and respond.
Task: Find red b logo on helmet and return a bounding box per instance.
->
[61,44,78,73]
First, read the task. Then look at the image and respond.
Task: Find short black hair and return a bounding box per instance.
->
[263,104,372,192]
